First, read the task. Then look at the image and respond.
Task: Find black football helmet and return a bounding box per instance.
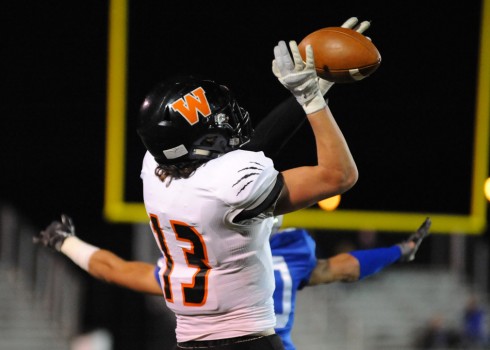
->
[137,76,253,165]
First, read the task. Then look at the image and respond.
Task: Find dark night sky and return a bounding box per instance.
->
[3,1,483,231]
[2,1,487,349]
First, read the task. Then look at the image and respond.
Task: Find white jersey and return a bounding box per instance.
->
[140,150,281,342]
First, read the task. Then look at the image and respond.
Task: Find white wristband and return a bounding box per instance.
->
[60,236,100,271]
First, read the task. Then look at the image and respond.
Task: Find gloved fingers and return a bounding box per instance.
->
[61,213,75,233]
[303,44,315,71]
[353,20,371,34]
[340,17,371,34]
[398,217,431,262]
[272,60,280,78]
[341,17,358,29]
[405,218,431,245]
[46,221,62,233]
[52,221,69,236]
[61,214,70,226]
[408,217,432,259]
[415,217,431,239]
[273,41,294,75]
[289,40,306,71]
[33,230,49,246]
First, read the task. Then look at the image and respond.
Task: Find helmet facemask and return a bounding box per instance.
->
[189,100,253,160]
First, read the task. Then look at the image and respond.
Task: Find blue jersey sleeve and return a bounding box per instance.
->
[270,228,317,350]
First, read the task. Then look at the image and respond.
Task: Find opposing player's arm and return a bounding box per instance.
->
[309,253,360,285]
[271,40,357,215]
[33,214,162,295]
[308,218,431,285]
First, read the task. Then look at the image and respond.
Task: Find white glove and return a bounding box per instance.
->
[341,17,371,38]
[272,40,326,115]
[397,217,432,262]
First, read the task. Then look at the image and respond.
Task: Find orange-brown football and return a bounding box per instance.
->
[298,27,381,83]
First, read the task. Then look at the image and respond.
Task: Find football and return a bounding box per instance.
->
[298,27,381,83]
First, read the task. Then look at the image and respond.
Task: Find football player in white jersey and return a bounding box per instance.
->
[134,42,359,350]
[128,19,365,347]
[33,17,376,350]
[35,17,389,350]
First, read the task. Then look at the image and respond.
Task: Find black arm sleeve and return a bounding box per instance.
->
[241,96,306,161]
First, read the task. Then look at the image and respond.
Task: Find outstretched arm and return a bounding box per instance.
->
[88,250,161,295]
[33,214,162,295]
[308,218,432,285]
[309,253,360,284]
[272,40,358,215]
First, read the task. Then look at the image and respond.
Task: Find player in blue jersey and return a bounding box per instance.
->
[271,225,317,350]
[270,216,431,350]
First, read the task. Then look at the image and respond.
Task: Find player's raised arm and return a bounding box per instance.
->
[271,40,358,215]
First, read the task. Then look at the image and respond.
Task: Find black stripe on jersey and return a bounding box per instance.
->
[236,180,254,196]
[233,173,284,222]
[232,162,266,196]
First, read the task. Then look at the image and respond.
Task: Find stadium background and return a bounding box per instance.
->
[2,1,489,349]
